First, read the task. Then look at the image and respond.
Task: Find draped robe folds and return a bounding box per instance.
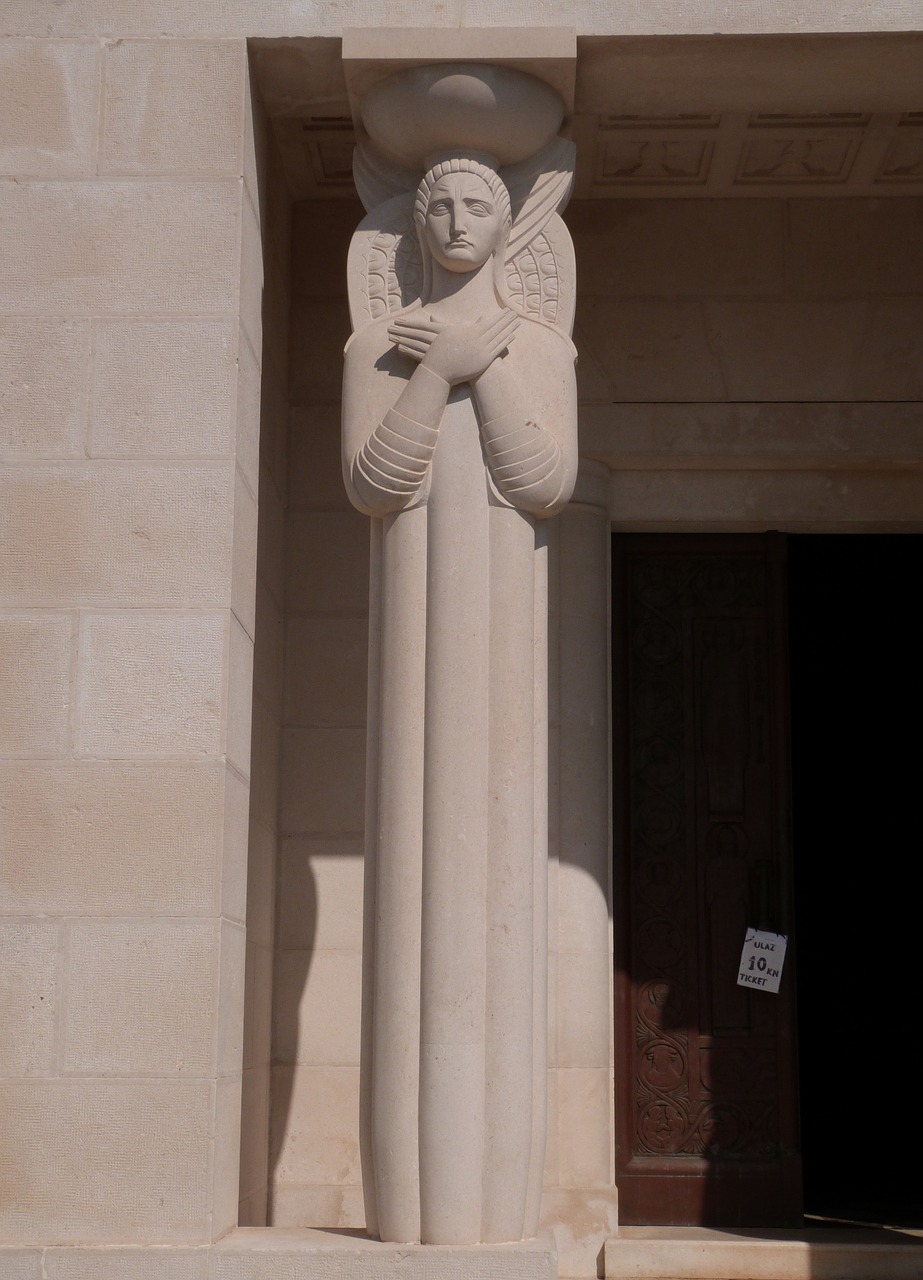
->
[342,309,577,1246]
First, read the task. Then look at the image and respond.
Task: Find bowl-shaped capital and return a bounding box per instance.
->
[361,62,565,169]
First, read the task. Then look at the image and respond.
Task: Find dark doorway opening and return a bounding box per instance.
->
[789,534,923,1229]
[613,534,800,1227]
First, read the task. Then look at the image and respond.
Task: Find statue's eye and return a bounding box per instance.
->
[429,201,451,215]
[466,202,492,216]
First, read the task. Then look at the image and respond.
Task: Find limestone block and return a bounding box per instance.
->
[607,469,923,531]
[257,466,286,608]
[539,1186,619,1280]
[0,41,98,176]
[61,918,221,1075]
[0,181,240,313]
[573,325,611,404]
[284,616,369,726]
[0,919,59,1074]
[249,696,281,830]
[543,1067,559,1185]
[292,203,360,303]
[270,1065,361,1186]
[580,401,923,469]
[216,920,247,1076]
[253,581,284,712]
[244,820,276,948]
[101,40,245,175]
[570,199,786,299]
[269,1183,366,1230]
[263,251,292,376]
[0,319,90,457]
[232,472,259,642]
[238,1189,269,1230]
[264,139,294,273]
[0,1252,40,1279]
[0,613,73,755]
[227,613,255,776]
[0,1081,211,1242]
[604,1226,923,1280]
[90,320,236,457]
[556,950,611,1069]
[44,1249,207,1279]
[257,358,289,501]
[240,1066,271,1200]
[288,407,351,513]
[4,0,922,36]
[236,331,262,498]
[705,300,868,400]
[214,1074,244,1239]
[788,197,923,297]
[242,54,267,218]
[556,1068,612,1187]
[546,948,559,1067]
[0,762,223,914]
[272,950,362,1066]
[577,300,726,401]
[279,725,366,835]
[284,511,370,616]
[243,939,273,1069]
[289,300,353,407]
[76,612,226,757]
[854,299,923,399]
[222,764,251,925]
[240,190,265,358]
[556,859,609,944]
[276,840,364,951]
[212,1229,557,1280]
[0,464,233,607]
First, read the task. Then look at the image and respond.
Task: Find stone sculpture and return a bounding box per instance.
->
[342,63,578,1247]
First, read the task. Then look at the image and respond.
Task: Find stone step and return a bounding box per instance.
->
[605,1226,923,1280]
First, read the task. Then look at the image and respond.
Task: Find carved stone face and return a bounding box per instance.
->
[423,172,504,274]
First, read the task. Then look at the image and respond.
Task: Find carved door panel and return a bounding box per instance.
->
[613,534,800,1226]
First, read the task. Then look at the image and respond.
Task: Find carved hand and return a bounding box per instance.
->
[389,310,519,386]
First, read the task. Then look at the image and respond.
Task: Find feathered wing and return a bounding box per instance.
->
[352,141,419,214]
[502,137,577,337]
[346,192,423,333]
[504,213,576,337]
[502,136,576,258]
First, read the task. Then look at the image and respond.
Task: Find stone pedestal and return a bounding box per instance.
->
[213,1229,558,1280]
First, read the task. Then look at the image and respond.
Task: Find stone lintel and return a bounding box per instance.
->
[342,28,576,128]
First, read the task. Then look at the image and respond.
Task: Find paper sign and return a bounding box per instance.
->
[737,927,787,994]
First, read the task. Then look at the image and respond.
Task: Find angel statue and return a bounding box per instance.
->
[341,66,578,1249]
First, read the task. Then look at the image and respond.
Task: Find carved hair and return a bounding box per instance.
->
[413,155,512,304]
[413,156,512,236]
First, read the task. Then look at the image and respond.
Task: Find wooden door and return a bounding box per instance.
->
[613,534,801,1226]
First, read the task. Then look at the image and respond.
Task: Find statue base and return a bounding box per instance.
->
[213,1228,558,1279]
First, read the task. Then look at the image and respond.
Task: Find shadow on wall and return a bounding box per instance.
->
[267,199,370,1229]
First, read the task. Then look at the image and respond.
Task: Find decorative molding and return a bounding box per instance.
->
[274,108,923,199]
[735,133,861,185]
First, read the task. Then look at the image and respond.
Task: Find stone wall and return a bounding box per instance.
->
[3,3,916,37]
[0,35,259,1255]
